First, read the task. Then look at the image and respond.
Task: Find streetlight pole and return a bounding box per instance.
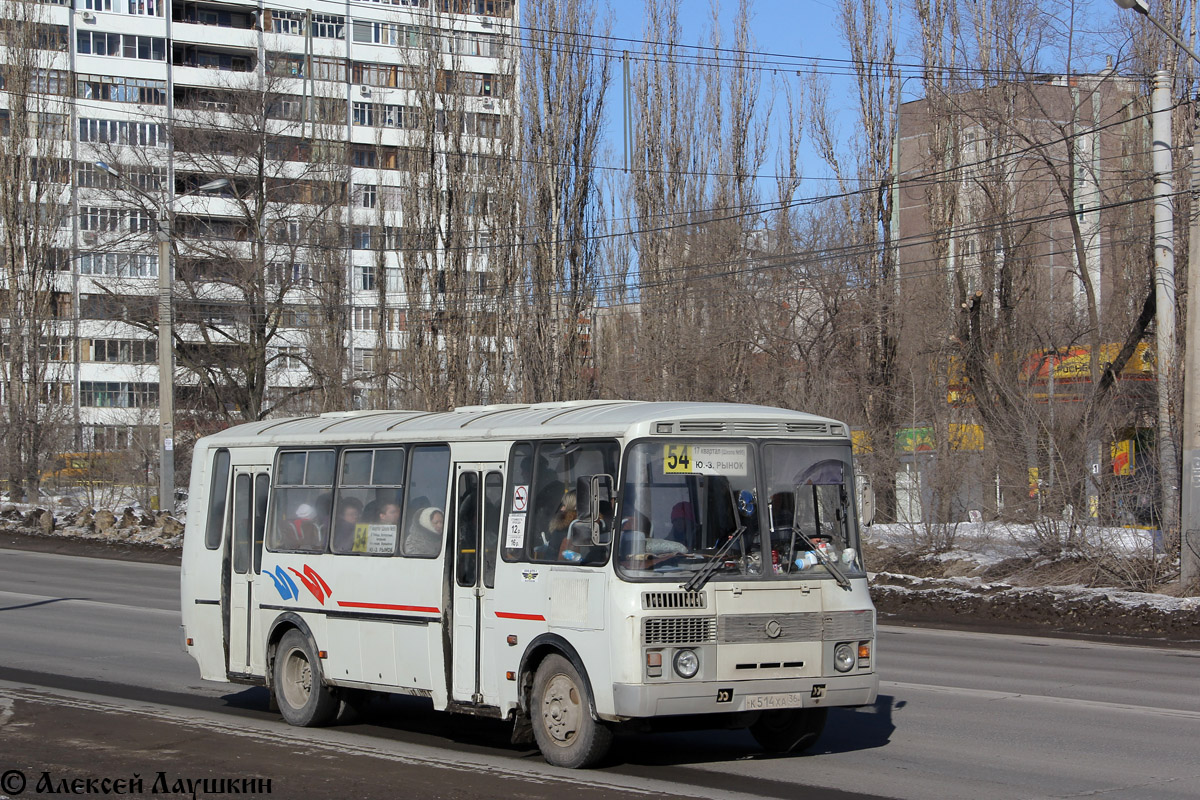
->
[94,163,228,513]
[1114,0,1200,588]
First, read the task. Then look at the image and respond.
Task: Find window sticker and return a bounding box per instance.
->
[505,513,526,549]
[352,523,396,554]
[513,484,529,512]
[662,444,748,476]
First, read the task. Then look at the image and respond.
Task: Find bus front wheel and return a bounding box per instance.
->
[274,630,338,727]
[749,707,828,754]
[531,654,612,768]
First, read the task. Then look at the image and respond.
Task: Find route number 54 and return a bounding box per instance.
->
[664,444,692,473]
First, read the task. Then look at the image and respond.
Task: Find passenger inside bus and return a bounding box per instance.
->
[332,497,363,551]
[666,501,696,548]
[545,490,577,560]
[284,502,322,550]
[404,507,444,556]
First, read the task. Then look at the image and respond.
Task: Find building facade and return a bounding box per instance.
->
[0,0,513,483]
[891,73,1161,524]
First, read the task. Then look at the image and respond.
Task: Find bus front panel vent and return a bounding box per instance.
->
[642,591,707,610]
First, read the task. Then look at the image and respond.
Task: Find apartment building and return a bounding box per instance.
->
[895,73,1151,340]
[0,0,513,462]
[891,73,1159,523]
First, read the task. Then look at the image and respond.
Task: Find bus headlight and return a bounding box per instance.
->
[834,642,855,672]
[673,648,700,679]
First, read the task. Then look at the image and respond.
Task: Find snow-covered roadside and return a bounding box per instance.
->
[864,522,1200,642]
[0,501,183,550]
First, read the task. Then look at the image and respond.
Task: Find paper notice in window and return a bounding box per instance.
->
[505,513,526,549]
[663,444,748,476]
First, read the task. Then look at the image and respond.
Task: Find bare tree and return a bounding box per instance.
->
[90,67,352,423]
[514,0,612,402]
[0,0,74,499]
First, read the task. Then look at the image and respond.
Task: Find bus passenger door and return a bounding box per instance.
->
[451,463,504,705]
[227,467,270,675]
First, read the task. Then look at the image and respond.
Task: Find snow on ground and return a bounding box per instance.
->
[863,522,1200,634]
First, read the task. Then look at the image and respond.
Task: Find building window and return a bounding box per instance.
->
[352,307,377,330]
[83,0,113,9]
[78,251,158,277]
[272,347,305,370]
[76,31,165,60]
[127,0,164,16]
[89,338,156,363]
[358,264,376,291]
[352,348,375,372]
[78,118,164,147]
[79,381,158,408]
[77,74,166,105]
[358,184,377,209]
[310,13,345,39]
[352,102,373,127]
[269,10,303,34]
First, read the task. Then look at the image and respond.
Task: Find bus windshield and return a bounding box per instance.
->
[616,441,761,580]
[615,441,865,582]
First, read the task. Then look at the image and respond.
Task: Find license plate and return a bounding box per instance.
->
[742,692,806,710]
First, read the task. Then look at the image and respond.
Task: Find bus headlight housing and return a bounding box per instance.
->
[673,648,699,679]
[834,642,855,672]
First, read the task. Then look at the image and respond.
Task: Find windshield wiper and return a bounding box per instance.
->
[682,525,746,593]
[793,528,853,591]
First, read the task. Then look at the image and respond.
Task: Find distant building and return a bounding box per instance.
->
[0,0,514,456]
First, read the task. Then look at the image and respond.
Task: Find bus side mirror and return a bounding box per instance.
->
[857,473,875,527]
[576,474,614,546]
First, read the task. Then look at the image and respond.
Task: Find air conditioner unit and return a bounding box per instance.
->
[359,85,372,96]
[81,10,97,22]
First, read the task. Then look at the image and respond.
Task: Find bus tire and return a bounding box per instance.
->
[749,707,827,754]
[531,654,612,769]
[274,630,338,727]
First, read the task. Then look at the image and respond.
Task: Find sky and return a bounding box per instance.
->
[596,0,1130,194]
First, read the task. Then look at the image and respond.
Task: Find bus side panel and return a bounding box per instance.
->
[181,442,228,682]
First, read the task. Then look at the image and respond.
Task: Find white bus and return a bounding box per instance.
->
[181,401,878,768]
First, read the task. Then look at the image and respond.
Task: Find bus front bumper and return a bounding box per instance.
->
[610,673,878,718]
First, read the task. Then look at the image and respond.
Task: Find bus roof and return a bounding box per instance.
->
[198,400,849,448]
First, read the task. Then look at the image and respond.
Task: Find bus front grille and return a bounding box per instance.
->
[718,610,874,643]
[643,616,717,645]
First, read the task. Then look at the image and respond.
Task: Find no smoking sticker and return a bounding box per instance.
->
[513,485,529,512]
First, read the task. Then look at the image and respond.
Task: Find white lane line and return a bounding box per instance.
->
[0,589,178,617]
[883,680,1200,720]
[0,682,749,800]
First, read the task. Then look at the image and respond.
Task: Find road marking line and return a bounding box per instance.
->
[883,680,1200,720]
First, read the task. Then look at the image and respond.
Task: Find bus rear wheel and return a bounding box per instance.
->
[749,707,828,754]
[274,630,338,727]
[531,654,612,768]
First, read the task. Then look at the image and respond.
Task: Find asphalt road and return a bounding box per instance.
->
[0,548,1197,800]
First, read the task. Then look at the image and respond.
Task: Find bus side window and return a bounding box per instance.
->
[204,449,231,550]
[502,443,533,562]
[253,473,269,573]
[266,450,335,553]
[400,445,450,558]
[482,471,502,587]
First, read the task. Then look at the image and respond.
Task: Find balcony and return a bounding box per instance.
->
[171,3,258,49]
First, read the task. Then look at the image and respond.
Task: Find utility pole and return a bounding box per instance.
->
[1151,71,1181,543]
